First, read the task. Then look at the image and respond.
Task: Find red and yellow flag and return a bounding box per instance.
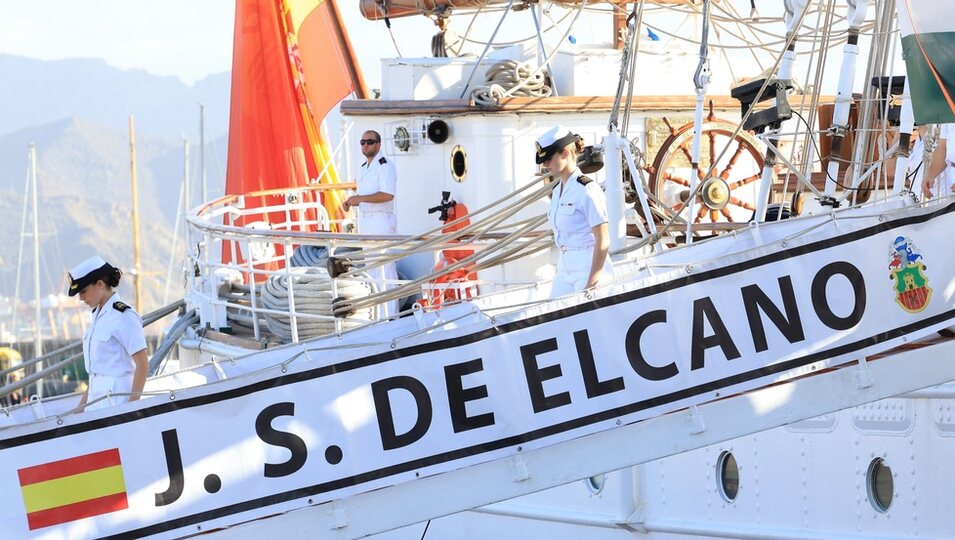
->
[224,0,368,274]
[18,448,128,530]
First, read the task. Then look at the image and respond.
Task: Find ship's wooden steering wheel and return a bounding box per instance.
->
[647,106,766,227]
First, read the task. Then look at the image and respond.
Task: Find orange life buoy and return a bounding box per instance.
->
[422,256,475,308]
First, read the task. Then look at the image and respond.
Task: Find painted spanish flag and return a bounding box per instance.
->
[897,0,955,124]
[18,448,128,530]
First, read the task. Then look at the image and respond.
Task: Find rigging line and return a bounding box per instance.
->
[651,2,813,241]
[343,176,553,261]
[458,0,518,99]
[459,5,484,47]
[871,3,902,196]
[460,9,574,46]
[842,0,893,205]
[340,215,549,312]
[163,171,187,306]
[717,0,764,73]
[776,0,827,208]
[340,194,551,281]
[636,21,850,52]
[621,0,647,137]
[495,0,588,102]
[529,7,549,92]
[900,0,955,117]
[801,0,836,188]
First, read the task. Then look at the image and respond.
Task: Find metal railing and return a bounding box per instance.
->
[0,299,185,401]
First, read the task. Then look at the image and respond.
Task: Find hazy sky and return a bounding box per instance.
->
[0,2,883,96]
[0,0,435,88]
[0,1,236,84]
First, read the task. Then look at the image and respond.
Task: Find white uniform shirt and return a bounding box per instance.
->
[906,137,926,194]
[357,151,397,216]
[83,293,147,376]
[943,124,955,165]
[547,169,609,249]
[935,123,955,194]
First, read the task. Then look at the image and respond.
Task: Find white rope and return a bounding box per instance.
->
[260,267,373,341]
[471,59,553,106]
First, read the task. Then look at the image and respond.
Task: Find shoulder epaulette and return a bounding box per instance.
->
[379,156,387,165]
[577,175,592,185]
[113,301,130,313]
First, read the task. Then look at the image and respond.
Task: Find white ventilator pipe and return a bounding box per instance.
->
[754,0,808,222]
[892,78,915,195]
[823,0,871,201]
[779,0,808,81]
[686,0,712,242]
[686,93,705,239]
[603,130,627,254]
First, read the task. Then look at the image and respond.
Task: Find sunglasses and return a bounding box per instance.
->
[359,139,380,145]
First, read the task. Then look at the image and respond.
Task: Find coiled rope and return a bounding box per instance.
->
[260,267,373,341]
[471,60,553,106]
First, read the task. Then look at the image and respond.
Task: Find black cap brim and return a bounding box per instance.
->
[68,263,111,296]
[535,133,578,164]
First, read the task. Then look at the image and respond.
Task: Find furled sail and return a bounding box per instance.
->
[897,0,955,124]
[224,0,367,272]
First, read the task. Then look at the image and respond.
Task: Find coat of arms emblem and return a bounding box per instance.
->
[889,236,931,313]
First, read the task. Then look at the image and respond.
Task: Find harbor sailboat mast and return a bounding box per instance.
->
[29,144,42,398]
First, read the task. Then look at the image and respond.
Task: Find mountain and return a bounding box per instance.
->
[0,54,231,140]
[0,53,231,319]
[0,117,227,314]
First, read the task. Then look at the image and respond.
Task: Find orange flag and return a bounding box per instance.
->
[224,0,367,273]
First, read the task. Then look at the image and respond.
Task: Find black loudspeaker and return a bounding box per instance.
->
[426,120,450,143]
[578,145,604,174]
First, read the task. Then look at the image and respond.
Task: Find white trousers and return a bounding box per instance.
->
[86,373,133,411]
[549,247,614,298]
[360,213,400,318]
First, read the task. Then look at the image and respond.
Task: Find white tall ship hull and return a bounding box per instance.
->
[3,1,955,538]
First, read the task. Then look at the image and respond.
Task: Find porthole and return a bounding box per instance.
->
[584,473,606,494]
[867,457,894,513]
[716,451,739,502]
[450,145,468,182]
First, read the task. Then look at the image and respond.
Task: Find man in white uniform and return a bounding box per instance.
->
[344,130,399,318]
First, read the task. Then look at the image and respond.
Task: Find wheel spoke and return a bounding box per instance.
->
[665,174,691,187]
[720,207,735,222]
[695,205,708,223]
[719,142,746,179]
[708,131,717,173]
[728,173,761,190]
[728,196,756,211]
[678,142,705,179]
[709,209,720,223]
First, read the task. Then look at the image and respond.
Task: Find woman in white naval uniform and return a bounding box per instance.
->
[344,130,399,317]
[537,126,614,298]
[68,256,148,411]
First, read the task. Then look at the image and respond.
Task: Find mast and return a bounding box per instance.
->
[200,104,207,202]
[10,149,32,346]
[129,116,143,312]
[29,143,43,398]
